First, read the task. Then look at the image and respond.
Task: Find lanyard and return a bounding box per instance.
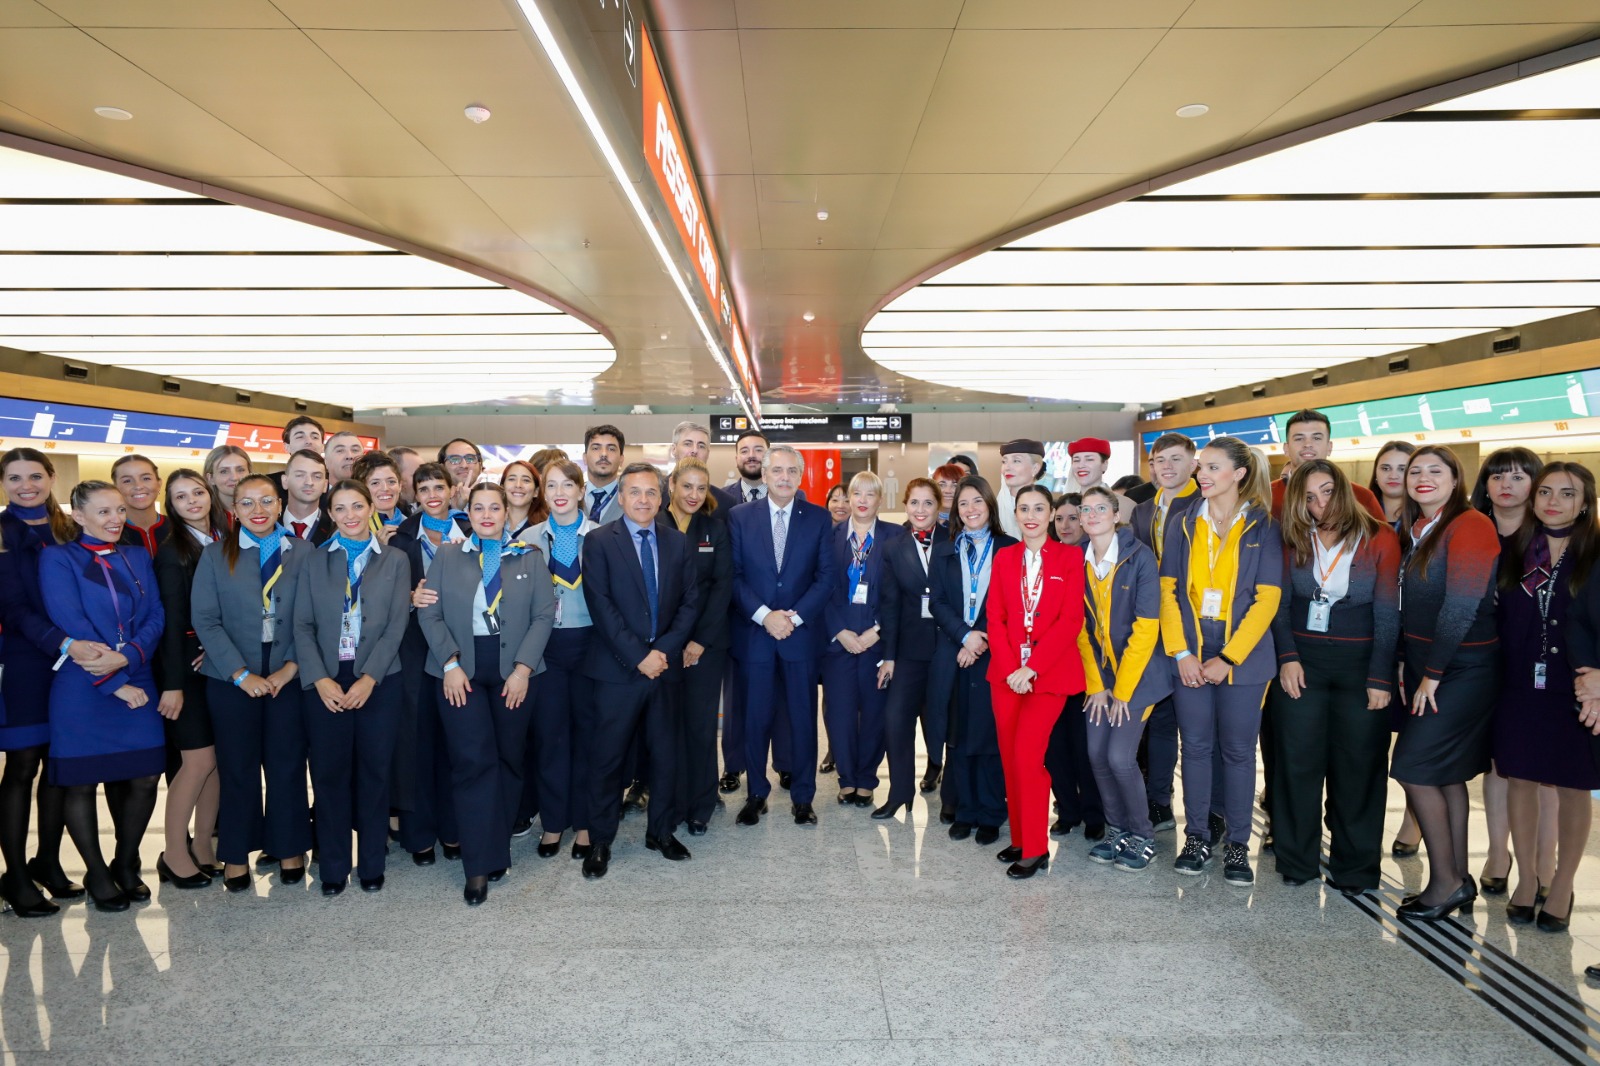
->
[914,535,932,576]
[479,549,504,617]
[848,529,874,588]
[1311,535,1351,596]
[1020,550,1045,642]
[80,544,134,642]
[963,536,992,624]
[1087,561,1118,671]
[261,552,284,614]
[1536,547,1565,664]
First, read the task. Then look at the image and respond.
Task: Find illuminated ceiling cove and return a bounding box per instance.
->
[864,57,1600,405]
[0,146,614,409]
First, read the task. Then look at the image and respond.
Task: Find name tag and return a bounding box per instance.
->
[1534,661,1547,690]
[852,583,869,605]
[1020,643,1032,665]
[338,612,357,661]
[1200,588,1224,620]
[554,593,564,627]
[482,610,502,635]
[698,542,714,553]
[1306,597,1331,634]
[920,593,932,619]
[261,608,276,644]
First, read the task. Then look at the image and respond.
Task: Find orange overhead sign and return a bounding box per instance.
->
[640,28,759,413]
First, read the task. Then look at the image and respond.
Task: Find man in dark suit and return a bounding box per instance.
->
[280,449,334,545]
[726,445,838,826]
[712,428,768,513]
[712,428,767,795]
[580,463,702,879]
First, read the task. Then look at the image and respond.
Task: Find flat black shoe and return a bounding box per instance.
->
[1,873,59,917]
[819,755,836,775]
[836,790,854,805]
[278,855,307,885]
[1323,876,1369,897]
[1050,819,1078,837]
[582,844,611,880]
[413,848,437,866]
[26,858,85,900]
[360,876,384,893]
[321,880,346,897]
[1537,893,1574,933]
[255,853,279,870]
[511,817,534,838]
[571,841,593,860]
[1084,823,1106,842]
[852,792,873,809]
[156,853,212,890]
[464,877,488,906]
[223,868,252,893]
[646,834,692,861]
[948,821,973,841]
[718,772,742,794]
[871,801,909,820]
[1480,875,1509,896]
[973,825,1000,846]
[686,820,709,836]
[1397,879,1474,922]
[919,764,943,793]
[939,805,956,825]
[736,798,768,826]
[996,845,1022,863]
[792,803,817,825]
[487,868,507,883]
[1390,837,1419,857]
[1281,874,1311,887]
[442,843,462,861]
[1007,855,1049,879]
[536,838,562,858]
[777,772,793,790]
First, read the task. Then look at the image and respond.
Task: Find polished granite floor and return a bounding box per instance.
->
[0,745,1593,1065]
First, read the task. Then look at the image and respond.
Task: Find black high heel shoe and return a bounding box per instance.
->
[278,855,307,886]
[870,801,909,820]
[441,843,462,861]
[109,861,150,903]
[25,857,84,900]
[1390,837,1420,858]
[412,848,436,867]
[1007,854,1050,879]
[156,853,212,890]
[536,836,562,858]
[222,866,252,893]
[1479,865,1510,896]
[1398,879,1475,922]
[996,845,1022,864]
[836,790,854,805]
[85,871,130,913]
[1537,893,1574,934]
[0,872,59,918]
[571,841,592,860]
[464,875,488,907]
[187,845,222,879]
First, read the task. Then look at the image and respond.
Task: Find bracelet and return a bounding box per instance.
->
[232,672,247,688]
[59,637,73,655]
[443,660,460,673]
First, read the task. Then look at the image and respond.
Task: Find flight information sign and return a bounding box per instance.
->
[0,397,226,449]
[713,413,910,444]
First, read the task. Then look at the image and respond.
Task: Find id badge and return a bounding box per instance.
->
[554,592,564,627]
[1306,597,1331,634]
[338,612,357,661]
[1200,587,1224,620]
[1020,643,1032,665]
[1534,661,1548,691]
[920,593,933,619]
[261,608,276,644]
[482,610,502,635]
[852,582,869,605]
[698,541,714,554]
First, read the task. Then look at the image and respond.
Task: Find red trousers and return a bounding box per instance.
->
[991,686,1065,859]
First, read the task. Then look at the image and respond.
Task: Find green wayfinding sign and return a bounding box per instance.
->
[1279,370,1600,439]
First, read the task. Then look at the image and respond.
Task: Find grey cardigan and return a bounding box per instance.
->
[417,540,557,680]
[191,537,310,682]
[293,542,412,686]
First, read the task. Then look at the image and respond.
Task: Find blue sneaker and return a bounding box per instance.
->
[1115,834,1156,871]
[1086,826,1127,865]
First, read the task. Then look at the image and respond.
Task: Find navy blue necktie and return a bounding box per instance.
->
[637,528,659,640]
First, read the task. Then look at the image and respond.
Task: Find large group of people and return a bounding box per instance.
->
[0,409,1593,928]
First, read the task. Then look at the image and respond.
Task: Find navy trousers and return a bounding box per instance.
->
[588,676,680,846]
[396,677,457,854]
[678,646,727,824]
[1143,696,1179,806]
[206,646,311,865]
[437,637,532,879]
[821,649,888,792]
[1045,693,1104,829]
[1173,679,1269,846]
[723,658,793,777]
[303,663,401,884]
[531,627,591,834]
[742,655,818,803]
[882,658,931,806]
[948,664,1005,828]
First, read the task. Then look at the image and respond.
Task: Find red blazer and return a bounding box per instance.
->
[986,539,1086,696]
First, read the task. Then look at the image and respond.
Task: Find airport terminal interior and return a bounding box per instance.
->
[6,1,1600,1062]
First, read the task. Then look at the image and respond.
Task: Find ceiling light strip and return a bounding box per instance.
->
[512,0,756,426]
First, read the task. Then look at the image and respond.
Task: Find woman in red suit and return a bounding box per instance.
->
[987,483,1087,878]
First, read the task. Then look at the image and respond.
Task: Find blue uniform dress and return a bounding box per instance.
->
[40,539,165,786]
[0,512,64,751]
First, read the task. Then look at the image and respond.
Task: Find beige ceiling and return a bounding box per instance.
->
[0,0,1597,410]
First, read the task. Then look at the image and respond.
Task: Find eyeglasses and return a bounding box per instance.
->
[236,496,277,510]
[1080,504,1115,517]
[444,455,479,466]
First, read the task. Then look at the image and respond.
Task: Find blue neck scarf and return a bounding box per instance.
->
[420,511,454,535]
[333,533,372,589]
[472,533,504,589]
[548,513,582,568]
[241,522,288,564]
[6,502,49,521]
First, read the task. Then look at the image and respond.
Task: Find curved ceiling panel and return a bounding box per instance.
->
[865,54,1600,405]
[0,146,615,410]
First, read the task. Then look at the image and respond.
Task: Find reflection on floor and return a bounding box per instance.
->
[0,762,1585,1064]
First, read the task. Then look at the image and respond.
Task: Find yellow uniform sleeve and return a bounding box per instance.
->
[1221,584,1282,666]
[1159,575,1189,657]
[1077,627,1106,696]
[1112,616,1161,704]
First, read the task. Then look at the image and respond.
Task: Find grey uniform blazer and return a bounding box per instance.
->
[417,542,557,681]
[293,544,412,686]
[191,538,310,682]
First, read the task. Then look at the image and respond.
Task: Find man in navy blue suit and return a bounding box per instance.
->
[580,463,702,879]
[712,428,769,514]
[726,445,837,826]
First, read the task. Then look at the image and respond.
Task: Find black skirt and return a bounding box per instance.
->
[1390,652,1496,786]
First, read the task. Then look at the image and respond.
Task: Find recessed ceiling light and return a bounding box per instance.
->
[802,311,815,322]
[463,105,492,124]
[93,106,133,121]
[659,331,669,341]
[1175,103,1210,118]
[816,209,829,221]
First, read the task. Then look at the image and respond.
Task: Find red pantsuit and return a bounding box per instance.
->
[987,539,1086,859]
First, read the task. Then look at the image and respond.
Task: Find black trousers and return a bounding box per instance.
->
[206,645,311,865]
[882,658,932,806]
[396,676,457,854]
[678,647,727,825]
[437,637,532,879]
[588,675,680,847]
[304,663,401,884]
[530,627,591,834]
[1045,693,1104,828]
[1270,642,1389,888]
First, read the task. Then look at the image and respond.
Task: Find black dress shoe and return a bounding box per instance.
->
[1537,893,1574,933]
[778,772,794,790]
[254,853,279,870]
[1397,879,1474,921]
[278,856,307,885]
[321,880,346,897]
[1260,830,1275,853]
[360,875,384,893]
[223,868,252,893]
[0,873,59,917]
[996,845,1022,863]
[622,782,649,812]
[792,803,818,825]
[464,877,488,906]
[1281,874,1311,886]
[413,848,437,866]
[939,805,956,825]
[948,821,973,840]
[487,868,507,882]
[1050,819,1078,837]
[511,817,534,838]
[109,862,150,903]
[582,844,611,880]
[919,764,943,793]
[88,884,130,912]
[852,792,873,809]
[571,841,593,860]
[1323,876,1369,897]
[871,801,909,820]
[836,790,854,805]
[1007,854,1049,879]
[442,843,462,861]
[646,834,692,861]
[736,798,768,826]
[25,858,85,900]
[1390,837,1419,857]
[686,820,709,836]
[1480,874,1509,896]
[156,853,212,890]
[819,753,836,775]
[718,771,742,794]
[536,838,562,858]
[1507,900,1537,924]
[973,825,1000,846]
[1084,823,1106,842]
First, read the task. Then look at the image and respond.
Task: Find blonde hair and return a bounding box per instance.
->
[670,457,717,515]
[848,470,884,498]
[1200,436,1272,515]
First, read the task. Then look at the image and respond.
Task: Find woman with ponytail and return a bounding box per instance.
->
[1159,436,1282,886]
[0,448,83,915]
[418,483,556,905]
[191,473,313,891]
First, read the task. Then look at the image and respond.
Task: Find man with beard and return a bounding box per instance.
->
[582,425,627,525]
[713,429,768,512]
